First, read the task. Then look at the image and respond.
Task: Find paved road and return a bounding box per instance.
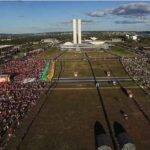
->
[53,77,132,83]
[50,57,119,61]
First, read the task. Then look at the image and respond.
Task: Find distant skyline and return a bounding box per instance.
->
[0,1,150,33]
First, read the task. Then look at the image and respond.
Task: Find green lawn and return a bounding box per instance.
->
[111,47,135,57]
[6,49,150,150]
[63,61,92,77]
[86,51,115,58]
[36,47,60,59]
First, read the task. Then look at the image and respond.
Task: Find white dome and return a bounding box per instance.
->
[90,41,105,45]
[90,37,97,41]
[64,42,73,46]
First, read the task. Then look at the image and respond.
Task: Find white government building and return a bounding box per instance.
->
[60,19,110,51]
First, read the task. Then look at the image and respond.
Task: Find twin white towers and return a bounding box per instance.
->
[73,19,81,44]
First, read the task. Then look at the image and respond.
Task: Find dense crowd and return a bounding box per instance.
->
[122,55,150,89]
[1,58,46,81]
[0,55,49,149]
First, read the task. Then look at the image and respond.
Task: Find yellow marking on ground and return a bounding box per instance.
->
[47,61,55,81]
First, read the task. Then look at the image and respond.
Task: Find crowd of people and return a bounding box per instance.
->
[121,55,150,90]
[0,54,49,149]
[1,57,46,81]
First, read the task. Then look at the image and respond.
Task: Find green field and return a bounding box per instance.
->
[7,85,150,150]
[7,49,150,150]
[111,46,135,57]
[87,51,116,58]
[36,47,60,59]
[59,61,92,77]
[61,51,84,59]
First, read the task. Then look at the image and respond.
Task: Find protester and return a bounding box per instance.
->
[122,55,150,90]
[0,52,49,149]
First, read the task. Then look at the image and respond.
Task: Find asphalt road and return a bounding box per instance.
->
[53,77,132,83]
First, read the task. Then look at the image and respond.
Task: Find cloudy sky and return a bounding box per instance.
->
[0,1,150,33]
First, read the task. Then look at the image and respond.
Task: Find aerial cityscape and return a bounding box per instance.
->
[0,1,150,150]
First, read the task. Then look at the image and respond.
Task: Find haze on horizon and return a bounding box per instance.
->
[0,1,150,34]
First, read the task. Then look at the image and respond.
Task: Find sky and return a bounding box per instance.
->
[0,1,150,33]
